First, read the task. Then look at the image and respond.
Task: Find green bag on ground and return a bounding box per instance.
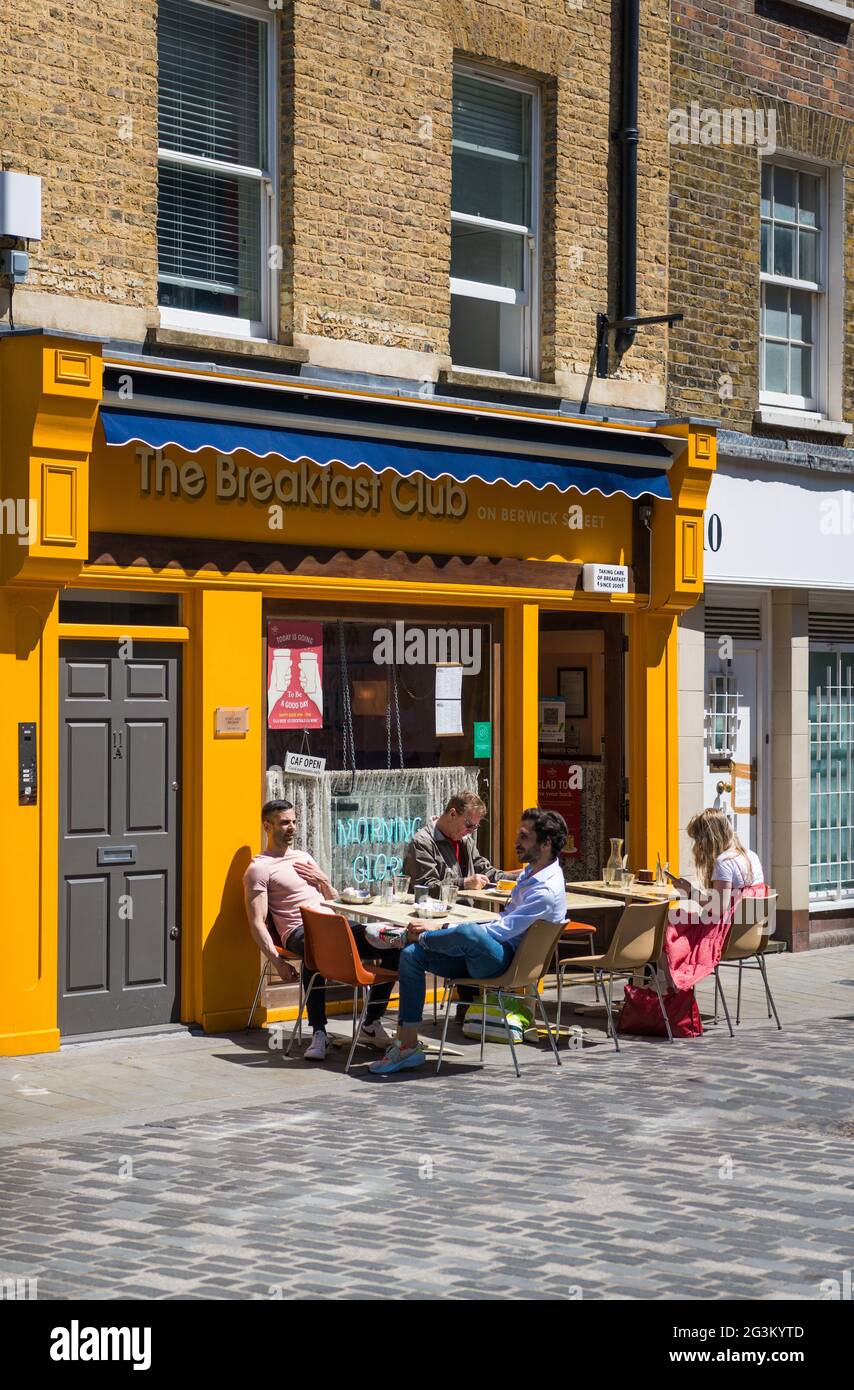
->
[462,992,534,1044]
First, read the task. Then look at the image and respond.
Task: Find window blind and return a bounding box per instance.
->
[158,0,266,169]
[452,74,527,158]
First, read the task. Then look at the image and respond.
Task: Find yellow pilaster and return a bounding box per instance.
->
[502,601,539,864]
[186,587,264,1033]
[626,609,680,876]
[0,589,61,1054]
[0,333,100,1057]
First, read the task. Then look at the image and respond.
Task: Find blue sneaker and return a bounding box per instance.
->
[369,1041,427,1074]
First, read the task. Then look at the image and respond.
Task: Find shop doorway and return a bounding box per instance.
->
[703,618,762,857]
[537,613,625,880]
[58,642,181,1037]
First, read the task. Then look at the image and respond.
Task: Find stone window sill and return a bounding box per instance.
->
[440,366,561,402]
[779,0,854,22]
[147,326,308,366]
[754,407,853,438]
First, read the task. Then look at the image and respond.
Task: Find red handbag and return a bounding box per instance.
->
[618,982,703,1038]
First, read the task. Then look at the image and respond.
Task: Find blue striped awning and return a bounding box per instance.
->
[100,408,672,501]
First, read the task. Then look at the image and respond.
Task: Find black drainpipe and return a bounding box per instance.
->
[615,0,639,357]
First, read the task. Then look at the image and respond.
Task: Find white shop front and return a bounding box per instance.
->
[680,453,854,947]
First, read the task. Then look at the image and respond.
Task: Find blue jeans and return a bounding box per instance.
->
[398,923,515,1026]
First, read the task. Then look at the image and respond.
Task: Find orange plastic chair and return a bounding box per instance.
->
[289,907,399,1073]
[246,914,308,1035]
[554,920,599,1020]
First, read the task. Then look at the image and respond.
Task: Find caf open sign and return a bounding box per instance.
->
[284,751,326,777]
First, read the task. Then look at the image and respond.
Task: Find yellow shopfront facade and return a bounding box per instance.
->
[0,332,716,1056]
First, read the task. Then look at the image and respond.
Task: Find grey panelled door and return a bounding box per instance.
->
[59,642,180,1036]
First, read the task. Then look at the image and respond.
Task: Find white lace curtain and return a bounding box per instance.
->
[264,765,481,878]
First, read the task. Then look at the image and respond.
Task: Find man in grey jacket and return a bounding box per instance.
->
[403,791,501,893]
[403,791,504,1019]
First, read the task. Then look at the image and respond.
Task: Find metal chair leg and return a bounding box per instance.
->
[479,985,487,1062]
[535,990,562,1067]
[497,990,521,1078]
[649,968,674,1042]
[436,976,455,1073]
[713,968,721,1026]
[345,986,372,1074]
[757,954,782,1030]
[714,967,735,1038]
[736,959,744,1024]
[286,972,318,1056]
[602,971,620,1052]
[246,960,269,1031]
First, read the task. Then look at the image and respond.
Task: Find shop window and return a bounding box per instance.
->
[450,64,540,378]
[156,0,276,339]
[760,162,824,412]
[810,647,854,902]
[58,591,182,626]
[263,610,495,889]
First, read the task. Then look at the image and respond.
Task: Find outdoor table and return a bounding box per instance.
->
[568,879,680,904]
[458,887,624,913]
[329,897,498,926]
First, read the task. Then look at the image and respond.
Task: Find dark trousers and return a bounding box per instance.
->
[286,922,400,1031]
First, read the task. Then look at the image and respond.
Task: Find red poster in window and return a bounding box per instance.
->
[267,621,324,729]
[537,762,581,857]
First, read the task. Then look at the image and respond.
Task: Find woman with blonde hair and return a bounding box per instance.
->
[669,808,764,922]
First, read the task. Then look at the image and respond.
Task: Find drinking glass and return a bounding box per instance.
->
[377,877,394,903]
[440,881,458,908]
[393,874,411,902]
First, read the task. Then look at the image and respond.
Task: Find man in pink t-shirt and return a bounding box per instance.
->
[243,800,399,1061]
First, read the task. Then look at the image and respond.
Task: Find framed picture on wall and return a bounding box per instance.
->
[558,667,588,719]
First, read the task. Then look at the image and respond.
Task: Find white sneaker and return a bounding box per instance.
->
[358,1020,394,1049]
[303,1030,328,1061]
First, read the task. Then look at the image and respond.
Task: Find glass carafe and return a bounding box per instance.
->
[604,837,624,885]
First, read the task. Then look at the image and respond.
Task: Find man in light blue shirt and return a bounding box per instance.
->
[371,808,568,1073]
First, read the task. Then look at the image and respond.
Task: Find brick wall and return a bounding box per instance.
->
[669,0,854,435]
[0,0,671,395]
[0,0,159,310]
[285,0,671,389]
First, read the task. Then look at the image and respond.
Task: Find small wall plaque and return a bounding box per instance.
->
[215,706,249,737]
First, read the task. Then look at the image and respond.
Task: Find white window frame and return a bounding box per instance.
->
[157,0,278,342]
[759,157,826,414]
[450,61,541,380]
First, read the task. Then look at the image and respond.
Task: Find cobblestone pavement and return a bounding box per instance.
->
[1,948,853,1300]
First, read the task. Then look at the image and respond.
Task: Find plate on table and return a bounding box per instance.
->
[339,890,376,906]
[410,902,449,920]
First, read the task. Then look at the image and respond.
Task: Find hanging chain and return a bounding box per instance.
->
[392,662,403,768]
[384,660,404,770]
[337,620,356,780]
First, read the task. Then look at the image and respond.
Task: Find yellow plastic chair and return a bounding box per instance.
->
[555,901,672,1052]
[713,892,780,1036]
[435,917,570,1078]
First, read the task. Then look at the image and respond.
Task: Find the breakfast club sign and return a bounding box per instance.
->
[135,446,469,521]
